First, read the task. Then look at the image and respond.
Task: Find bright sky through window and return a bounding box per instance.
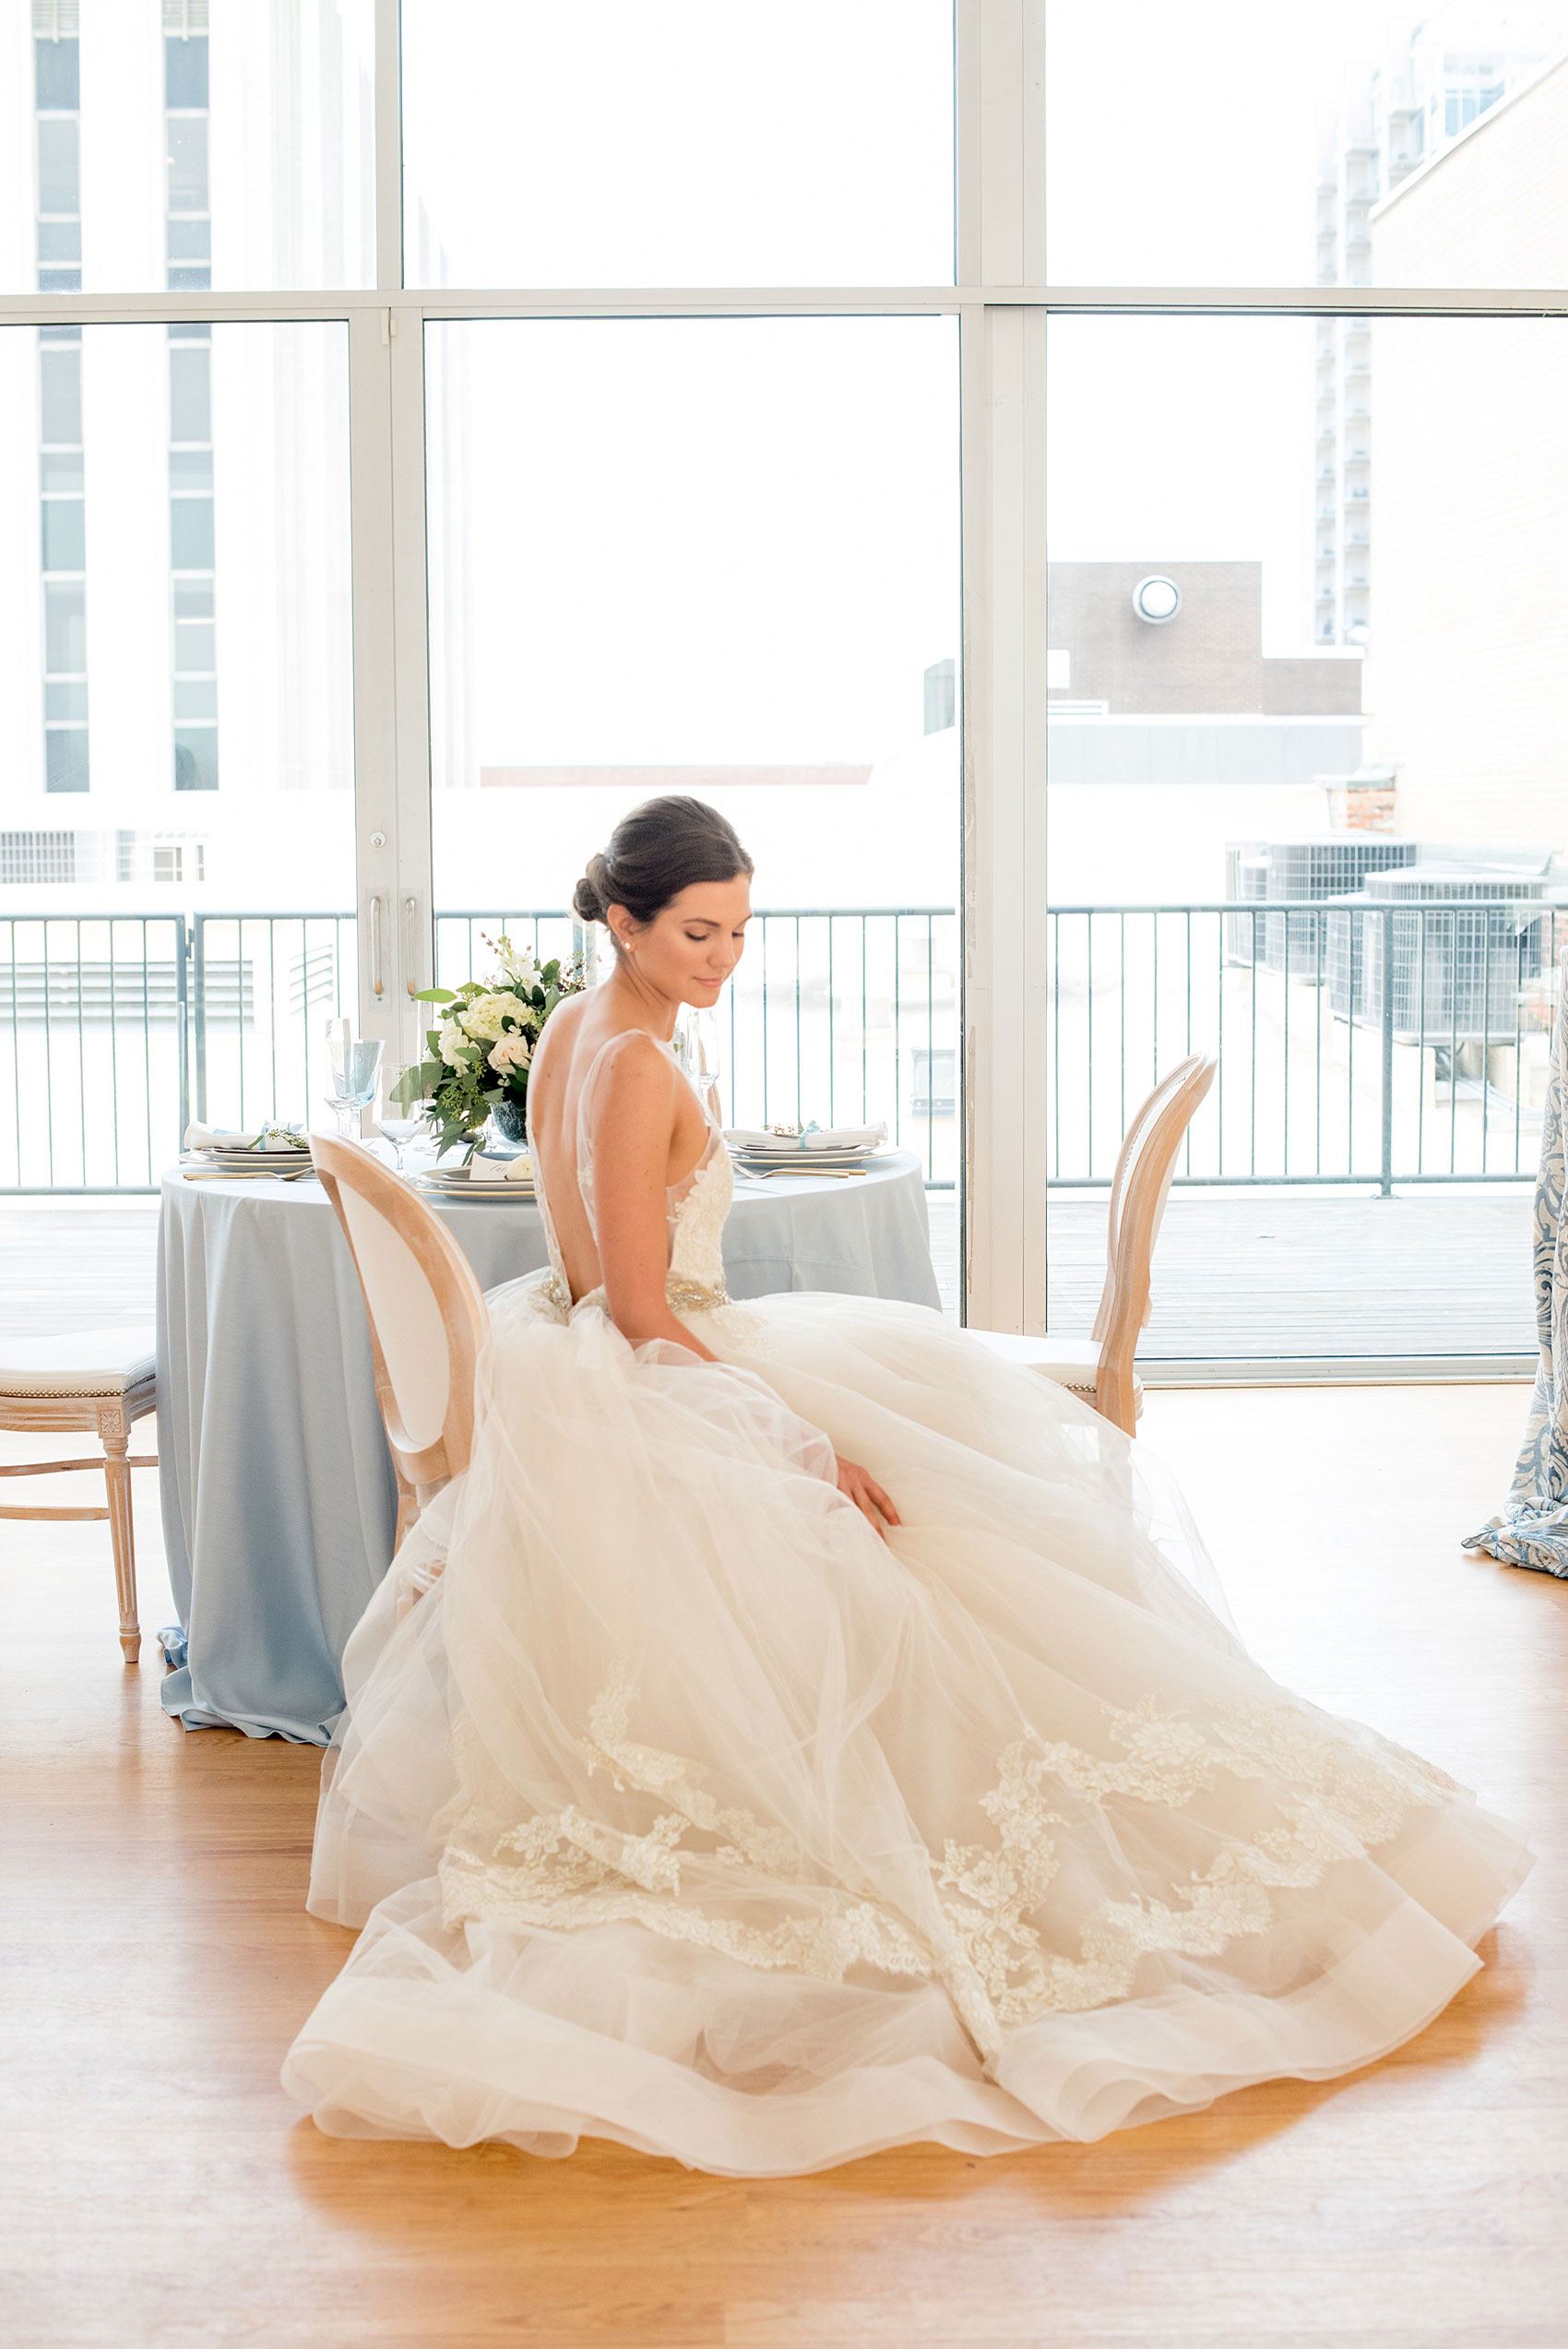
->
[400,0,955,288]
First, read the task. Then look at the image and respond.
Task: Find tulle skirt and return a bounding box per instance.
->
[281,1275,1533,2173]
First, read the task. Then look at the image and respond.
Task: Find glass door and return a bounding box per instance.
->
[1044,309,1564,1371]
[424,316,963,1303]
[0,317,355,1185]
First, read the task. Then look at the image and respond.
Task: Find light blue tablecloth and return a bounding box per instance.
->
[156,1153,940,1741]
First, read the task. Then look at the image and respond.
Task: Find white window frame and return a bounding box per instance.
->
[3,0,1565,1327]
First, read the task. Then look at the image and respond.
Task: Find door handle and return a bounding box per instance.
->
[369,892,385,997]
[403,896,421,997]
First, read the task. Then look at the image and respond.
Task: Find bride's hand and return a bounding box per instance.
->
[836,1454,900,1536]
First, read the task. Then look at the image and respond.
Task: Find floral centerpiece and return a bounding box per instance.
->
[403,934,587,1158]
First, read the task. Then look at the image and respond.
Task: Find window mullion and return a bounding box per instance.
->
[956,0,1049,1332]
[347,307,400,1055]
[388,304,434,1060]
[374,0,403,292]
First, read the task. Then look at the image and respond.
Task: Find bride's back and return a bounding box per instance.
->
[527,798,755,1305]
[526,996,707,1306]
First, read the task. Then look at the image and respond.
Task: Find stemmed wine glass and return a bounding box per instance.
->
[674,1007,724,1121]
[375,1062,434,1174]
[324,1028,384,1141]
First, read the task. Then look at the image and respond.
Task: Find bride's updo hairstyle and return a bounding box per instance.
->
[572,796,754,946]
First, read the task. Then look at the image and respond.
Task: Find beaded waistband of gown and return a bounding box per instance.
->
[538,1270,731,1319]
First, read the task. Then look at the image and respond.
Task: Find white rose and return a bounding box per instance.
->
[437,1016,468,1067]
[458,991,513,1043]
[488,1031,532,1076]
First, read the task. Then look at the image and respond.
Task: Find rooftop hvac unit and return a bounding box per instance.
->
[0,956,252,1026]
[1326,868,1562,1040]
[288,942,341,1018]
[1225,838,1416,972]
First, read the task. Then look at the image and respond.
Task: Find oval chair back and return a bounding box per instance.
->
[310,1133,490,1553]
[1090,1053,1217,1433]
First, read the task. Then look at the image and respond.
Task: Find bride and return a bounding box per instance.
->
[283,795,1531,2173]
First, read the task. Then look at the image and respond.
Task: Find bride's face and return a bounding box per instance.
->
[613,875,752,1008]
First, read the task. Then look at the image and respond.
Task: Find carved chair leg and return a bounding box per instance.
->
[99,1406,140,1665]
[1094,1362,1139,1442]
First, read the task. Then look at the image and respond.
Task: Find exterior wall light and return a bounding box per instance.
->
[1132,575,1181,623]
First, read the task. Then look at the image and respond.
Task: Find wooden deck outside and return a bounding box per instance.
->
[0,1184,1538,1371]
[1042,1187,1537,1372]
[934,1187,1534,1370]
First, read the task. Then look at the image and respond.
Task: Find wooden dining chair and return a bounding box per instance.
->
[311,1133,490,1610]
[0,1329,158,1662]
[968,1054,1218,1436]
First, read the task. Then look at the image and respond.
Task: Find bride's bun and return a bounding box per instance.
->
[572,853,612,927]
[572,797,754,941]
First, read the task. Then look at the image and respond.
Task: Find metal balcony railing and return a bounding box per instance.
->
[436,908,959,1187]
[0,907,957,1192]
[4,901,1557,1198]
[1050,900,1563,1195]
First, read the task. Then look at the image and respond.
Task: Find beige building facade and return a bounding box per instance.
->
[1365,57,1568,857]
[1046,562,1361,718]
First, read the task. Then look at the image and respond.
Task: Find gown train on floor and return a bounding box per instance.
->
[282,1042,1532,2173]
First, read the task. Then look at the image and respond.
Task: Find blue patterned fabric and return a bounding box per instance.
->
[1466,950,1568,1578]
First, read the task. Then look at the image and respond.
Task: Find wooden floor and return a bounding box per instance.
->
[3,1382,1563,2347]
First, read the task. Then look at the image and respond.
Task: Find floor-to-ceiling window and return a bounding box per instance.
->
[422,314,961,1199]
[1,0,986,1282]
[405,2,965,1293]
[0,0,372,1187]
[1042,0,1568,1374]
[6,0,1562,1365]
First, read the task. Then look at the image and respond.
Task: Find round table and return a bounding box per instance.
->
[156,1151,940,1741]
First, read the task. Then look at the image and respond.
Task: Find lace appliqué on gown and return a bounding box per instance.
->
[437,1670,1462,2061]
[439,1675,937,2000]
[949,1697,1461,2030]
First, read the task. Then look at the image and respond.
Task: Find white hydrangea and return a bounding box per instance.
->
[488,1031,532,1076]
[437,1016,469,1067]
[457,991,515,1043]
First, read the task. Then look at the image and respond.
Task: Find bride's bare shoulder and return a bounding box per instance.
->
[580,1029,677,1129]
[529,994,593,1079]
[588,1027,673,1086]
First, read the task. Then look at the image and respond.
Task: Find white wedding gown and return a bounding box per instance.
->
[282,1042,1533,2173]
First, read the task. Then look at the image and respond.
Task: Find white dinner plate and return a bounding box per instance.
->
[731,1151,887,1174]
[730,1146,882,1163]
[413,1174,534,1201]
[188,1148,311,1167]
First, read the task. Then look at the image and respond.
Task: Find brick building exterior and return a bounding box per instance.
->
[1047,562,1362,717]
